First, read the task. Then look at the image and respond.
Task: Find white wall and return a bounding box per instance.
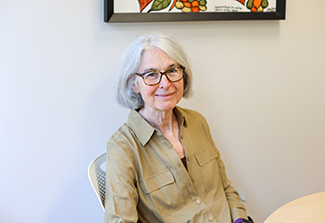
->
[1,0,324,222]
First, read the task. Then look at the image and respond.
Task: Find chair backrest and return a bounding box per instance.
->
[88,152,247,210]
[88,152,107,209]
[235,187,247,202]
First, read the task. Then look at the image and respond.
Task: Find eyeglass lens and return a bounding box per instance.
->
[143,67,183,85]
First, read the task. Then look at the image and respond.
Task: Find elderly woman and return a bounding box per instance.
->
[105,32,252,223]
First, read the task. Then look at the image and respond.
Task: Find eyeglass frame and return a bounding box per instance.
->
[134,65,185,86]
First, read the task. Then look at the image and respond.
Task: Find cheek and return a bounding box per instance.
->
[132,78,143,94]
[143,87,156,98]
[135,81,157,98]
[176,82,184,95]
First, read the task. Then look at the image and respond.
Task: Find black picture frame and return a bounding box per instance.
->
[104,0,285,23]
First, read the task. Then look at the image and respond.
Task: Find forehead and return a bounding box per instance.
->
[138,47,177,72]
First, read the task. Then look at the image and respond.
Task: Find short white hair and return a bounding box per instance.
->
[115,32,193,109]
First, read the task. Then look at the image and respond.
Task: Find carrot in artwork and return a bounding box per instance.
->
[138,0,153,12]
[236,0,245,5]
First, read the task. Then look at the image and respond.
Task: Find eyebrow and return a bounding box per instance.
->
[141,63,178,73]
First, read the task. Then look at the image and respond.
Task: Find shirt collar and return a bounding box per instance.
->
[174,106,188,128]
[127,106,188,146]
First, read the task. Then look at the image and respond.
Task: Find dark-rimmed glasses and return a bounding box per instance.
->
[135,66,185,86]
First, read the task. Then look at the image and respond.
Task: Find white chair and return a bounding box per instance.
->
[88,153,107,209]
[88,152,247,210]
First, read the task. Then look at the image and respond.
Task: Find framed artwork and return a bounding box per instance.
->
[104,0,286,22]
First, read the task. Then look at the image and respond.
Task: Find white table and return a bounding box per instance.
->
[264,192,325,223]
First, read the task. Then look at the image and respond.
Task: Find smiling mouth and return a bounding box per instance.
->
[156,92,175,97]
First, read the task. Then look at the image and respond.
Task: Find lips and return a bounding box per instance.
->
[156,92,175,97]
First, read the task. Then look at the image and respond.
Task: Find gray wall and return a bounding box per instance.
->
[1,0,324,222]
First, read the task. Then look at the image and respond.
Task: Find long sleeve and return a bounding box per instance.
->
[104,139,139,223]
[204,117,248,222]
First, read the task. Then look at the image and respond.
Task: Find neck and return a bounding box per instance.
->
[139,107,177,134]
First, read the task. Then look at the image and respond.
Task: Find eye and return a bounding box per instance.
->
[144,71,159,78]
[167,68,177,73]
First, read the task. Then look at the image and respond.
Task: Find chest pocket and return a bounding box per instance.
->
[195,147,220,192]
[140,169,184,217]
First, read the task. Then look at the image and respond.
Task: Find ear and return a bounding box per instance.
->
[131,76,140,94]
[133,84,140,94]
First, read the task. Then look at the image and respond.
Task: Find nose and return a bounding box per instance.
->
[159,74,171,88]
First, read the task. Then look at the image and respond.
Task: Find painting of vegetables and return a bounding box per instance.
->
[139,0,270,13]
[105,0,284,22]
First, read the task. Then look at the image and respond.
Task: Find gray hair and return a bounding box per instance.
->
[115,32,193,110]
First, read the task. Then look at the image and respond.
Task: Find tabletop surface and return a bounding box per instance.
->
[264,192,325,223]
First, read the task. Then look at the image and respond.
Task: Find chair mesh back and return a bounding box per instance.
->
[88,153,107,209]
[91,170,106,207]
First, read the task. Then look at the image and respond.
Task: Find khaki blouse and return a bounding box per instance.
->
[105,107,248,223]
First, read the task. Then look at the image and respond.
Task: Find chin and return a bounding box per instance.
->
[157,104,177,112]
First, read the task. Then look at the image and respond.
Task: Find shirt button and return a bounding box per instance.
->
[208,216,214,221]
[196,199,201,205]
